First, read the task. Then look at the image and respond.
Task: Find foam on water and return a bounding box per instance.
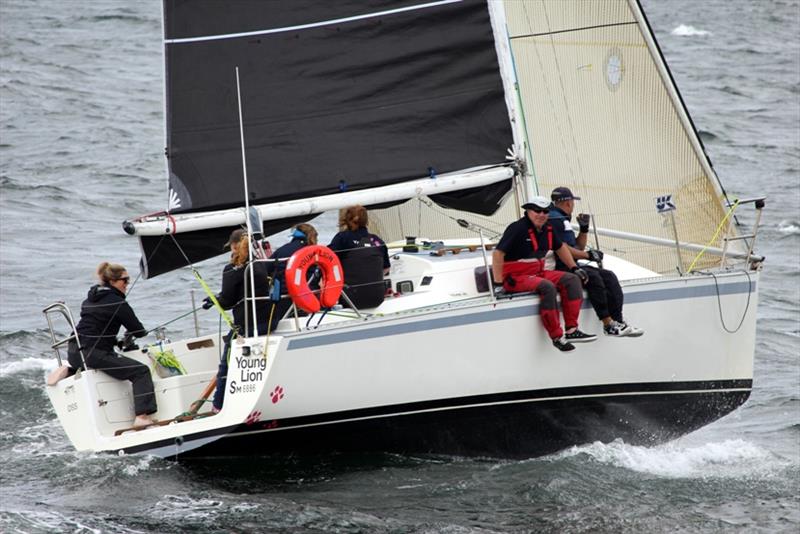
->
[671,24,712,36]
[555,439,786,479]
[0,356,56,376]
[778,220,800,235]
[0,511,108,534]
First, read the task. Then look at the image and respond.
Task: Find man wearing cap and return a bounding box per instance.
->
[492,196,597,352]
[549,186,643,337]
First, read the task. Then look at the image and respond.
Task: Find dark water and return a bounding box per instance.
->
[1,0,798,532]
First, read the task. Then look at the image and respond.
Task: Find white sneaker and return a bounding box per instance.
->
[615,320,644,337]
[46,365,70,386]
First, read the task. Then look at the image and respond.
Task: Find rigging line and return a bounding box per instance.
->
[165,0,462,44]
[417,198,504,238]
[699,270,752,334]
[686,199,740,273]
[166,233,235,329]
[510,21,638,40]
[539,0,594,217]
[631,0,740,231]
[147,306,204,333]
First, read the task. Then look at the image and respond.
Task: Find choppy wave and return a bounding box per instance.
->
[697,129,719,143]
[0,356,56,377]
[671,24,711,36]
[554,439,786,478]
[778,220,800,235]
[0,510,112,534]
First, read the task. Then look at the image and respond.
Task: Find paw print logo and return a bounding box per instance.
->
[245,410,261,425]
[270,385,284,404]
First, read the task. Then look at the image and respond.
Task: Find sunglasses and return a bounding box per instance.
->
[530,206,550,214]
[118,276,131,284]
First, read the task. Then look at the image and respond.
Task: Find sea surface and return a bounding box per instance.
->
[1,0,798,532]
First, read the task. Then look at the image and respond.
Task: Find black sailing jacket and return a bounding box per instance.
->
[215,261,270,334]
[75,284,145,352]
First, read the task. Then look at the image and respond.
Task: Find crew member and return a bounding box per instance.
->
[203,229,270,412]
[549,187,643,337]
[492,196,597,352]
[266,223,318,331]
[329,205,389,308]
[56,262,157,428]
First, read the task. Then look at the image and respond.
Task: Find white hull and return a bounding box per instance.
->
[46,250,758,458]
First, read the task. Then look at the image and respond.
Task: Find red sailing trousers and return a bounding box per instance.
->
[502,260,583,340]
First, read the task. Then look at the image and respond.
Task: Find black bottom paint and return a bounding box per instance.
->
[177,386,751,460]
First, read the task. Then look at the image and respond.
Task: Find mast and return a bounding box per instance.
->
[487,0,535,206]
[234,66,259,337]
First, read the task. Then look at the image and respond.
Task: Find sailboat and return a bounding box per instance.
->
[43,0,764,459]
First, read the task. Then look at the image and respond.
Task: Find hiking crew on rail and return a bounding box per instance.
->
[492,196,597,352]
[548,187,644,338]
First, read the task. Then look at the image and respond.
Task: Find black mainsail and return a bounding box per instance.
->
[138,0,514,277]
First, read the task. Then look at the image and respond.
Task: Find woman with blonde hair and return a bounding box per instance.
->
[204,228,270,412]
[58,262,157,428]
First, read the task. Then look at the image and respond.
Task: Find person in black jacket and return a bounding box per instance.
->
[548,187,643,337]
[328,205,389,308]
[266,223,318,332]
[205,229,270,412]
[62,262,156,428]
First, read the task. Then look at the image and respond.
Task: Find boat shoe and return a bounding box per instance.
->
[552,337,576,352]
[564,329,597,343]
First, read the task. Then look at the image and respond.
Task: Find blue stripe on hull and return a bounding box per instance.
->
[288,279,755,350]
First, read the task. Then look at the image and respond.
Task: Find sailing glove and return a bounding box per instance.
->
[587,249,604,263]
[117,333,138,352]
[571,266,589,285]
[492,279,506,297]
[576,213,591,233]
[202,297,214,310]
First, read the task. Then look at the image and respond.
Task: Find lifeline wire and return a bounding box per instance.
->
[686,199,740,273]
[697,269,753,334]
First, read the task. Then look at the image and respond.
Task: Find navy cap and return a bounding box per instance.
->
[551,186,580,202]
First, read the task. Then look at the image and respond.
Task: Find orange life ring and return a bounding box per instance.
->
[285,245,344,313]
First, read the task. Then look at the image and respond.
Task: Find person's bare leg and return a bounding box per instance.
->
[133,415,156,428]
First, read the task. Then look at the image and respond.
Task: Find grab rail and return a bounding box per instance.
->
[42,301,87,368]
[721,197,765,269]
[242,258,367,335]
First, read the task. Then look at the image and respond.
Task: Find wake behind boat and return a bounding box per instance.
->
[43,0,763,459]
